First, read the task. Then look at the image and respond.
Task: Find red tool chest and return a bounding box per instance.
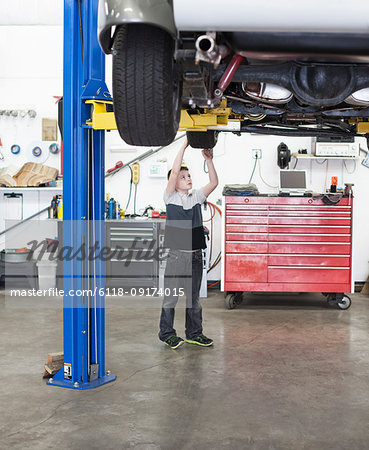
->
[222,195,353,310]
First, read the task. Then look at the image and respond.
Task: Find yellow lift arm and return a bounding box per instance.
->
[85,99,117,130]
[348,118,369,134]
[84,99,240,131]
[84,99,369,135]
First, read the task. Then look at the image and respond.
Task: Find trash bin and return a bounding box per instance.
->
[37,260,57,290]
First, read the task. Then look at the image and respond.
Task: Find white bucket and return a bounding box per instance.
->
[36,260,57,290]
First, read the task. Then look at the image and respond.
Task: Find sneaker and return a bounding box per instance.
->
[185,334,213,347]
[165,336,184,349]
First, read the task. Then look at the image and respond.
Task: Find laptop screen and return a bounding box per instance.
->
[280,170,306,190]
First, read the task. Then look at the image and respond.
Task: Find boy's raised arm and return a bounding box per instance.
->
[166,138,189,195]
[201,149,218,197]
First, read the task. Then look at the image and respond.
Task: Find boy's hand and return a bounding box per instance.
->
[202,149,213,160]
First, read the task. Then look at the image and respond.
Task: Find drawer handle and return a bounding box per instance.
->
[244,198,250,203]
[110,259,154,263]
[308,199,313,204]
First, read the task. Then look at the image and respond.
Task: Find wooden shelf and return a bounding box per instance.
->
[0,187,62,191]
[291,153,359,160]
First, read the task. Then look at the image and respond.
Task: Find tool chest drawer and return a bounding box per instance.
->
[108,225,154,248]
[226,196,351,206]
[225,223,268,232]
[268,267,350,284]
[268,242,351,255]
[268,255,350,267]
[225,213,268,223]
[226,233,268,242]
[106,222,160,288]
[268,210,351,217]
[268,216,351,226]
[226,242,268,253]
[226,224,269,233]
[223,195,353,294]
[225,254,268,282]
[268,225,350,234]
[268,234,351,242]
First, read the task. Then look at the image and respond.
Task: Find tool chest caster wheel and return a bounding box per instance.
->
[326,293,352,310]
[337,295,351,310]
[234,292,243,305]
[225,293,237,310]
[224,292,243,310]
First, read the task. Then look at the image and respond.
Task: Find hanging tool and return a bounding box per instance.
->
[11,144,21,155]
[49,143,60,154]
[32,146,42,157]
[277,142,291,169]
[107,160,123,174]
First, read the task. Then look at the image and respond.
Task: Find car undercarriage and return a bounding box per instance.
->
[177,32,369,142]
[98,6,369,148]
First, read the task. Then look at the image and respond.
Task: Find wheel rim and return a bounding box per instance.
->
[338,297,350,309]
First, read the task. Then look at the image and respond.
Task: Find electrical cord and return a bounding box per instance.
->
[208,201,222,216]
[203,203,216,222]
[343,159,356,174]
[315,158,327,165]
[134,183,137,216]
[208,252,221,273]
[293,158,298,169]
[248,155,258,183]
[211,253,221,267]
[210,203,214,265]
[202,201,222,269]
[324,160,329,193]
[207,281,220,288]
[257,158,278,189]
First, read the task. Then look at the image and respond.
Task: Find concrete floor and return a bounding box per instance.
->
[1,289,369,450]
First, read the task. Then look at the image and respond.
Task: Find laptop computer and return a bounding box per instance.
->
[279,170,307,196]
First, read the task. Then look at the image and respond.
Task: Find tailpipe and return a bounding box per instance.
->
[195,33,229,67]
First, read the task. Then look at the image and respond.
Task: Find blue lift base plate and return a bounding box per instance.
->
[47,374,116,390]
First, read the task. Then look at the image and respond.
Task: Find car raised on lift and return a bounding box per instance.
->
[98,0,369,148]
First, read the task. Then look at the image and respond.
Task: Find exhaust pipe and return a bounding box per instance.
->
[195,34,229,67]
[196,35,216,54]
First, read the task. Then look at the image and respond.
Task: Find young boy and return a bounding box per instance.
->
[159,138,219,348]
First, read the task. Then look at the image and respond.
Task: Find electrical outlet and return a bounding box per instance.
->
[252,149,262,159]
[132,162,140,184]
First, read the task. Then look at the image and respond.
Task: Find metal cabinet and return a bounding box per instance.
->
[222,195,353,309]
[57,220,165,290]
[105,221,163,288]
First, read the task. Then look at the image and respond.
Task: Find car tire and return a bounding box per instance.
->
[186,131,219,149]
[112,24,181,146]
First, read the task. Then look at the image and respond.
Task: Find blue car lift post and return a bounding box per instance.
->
[48,0,116,389]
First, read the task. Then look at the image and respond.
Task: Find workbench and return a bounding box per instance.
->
[222,195,353,309]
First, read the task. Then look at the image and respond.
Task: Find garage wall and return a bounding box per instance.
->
[0,22,63,173]
[1,14,368,283]
[0,10,63,251]
[104,125,369,283]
